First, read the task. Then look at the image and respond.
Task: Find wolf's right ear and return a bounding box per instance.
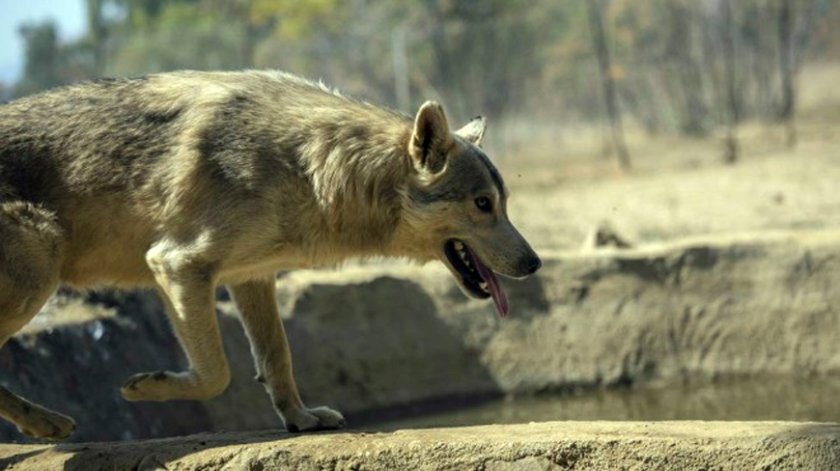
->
[455,116,487,147]
[410,101,451,173]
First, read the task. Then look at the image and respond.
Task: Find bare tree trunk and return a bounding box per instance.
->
[241,24,255,68]
[668,1,710,137]
[747,4,778,118]
[425,0,467,119]
[777,0,796,147]
[586,0,631,170]
[85,0,106,76]
[241,0,255,68]
[790,0,819,71]
[391,26,410,112]
[722,0,739,164]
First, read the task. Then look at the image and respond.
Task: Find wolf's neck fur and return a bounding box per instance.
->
[299,108,416,257]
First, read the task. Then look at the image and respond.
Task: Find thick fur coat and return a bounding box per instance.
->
[0,70,540,439]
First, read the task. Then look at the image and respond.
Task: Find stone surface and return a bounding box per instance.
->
[0,421,838,470]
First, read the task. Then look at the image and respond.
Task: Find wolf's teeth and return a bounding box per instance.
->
[479,282,489,291]
[454,241,464,250]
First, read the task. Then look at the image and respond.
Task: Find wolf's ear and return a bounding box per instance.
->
[455,116,487,147]
[410,101,450,173]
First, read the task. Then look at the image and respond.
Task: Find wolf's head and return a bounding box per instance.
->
[400,101,541,317]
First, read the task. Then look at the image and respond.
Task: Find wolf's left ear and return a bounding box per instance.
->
[410,101,451,173]
[455,116,487,147]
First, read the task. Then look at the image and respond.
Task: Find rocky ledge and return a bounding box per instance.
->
[0,421,838,470]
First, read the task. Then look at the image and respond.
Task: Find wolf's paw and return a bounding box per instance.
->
[17,404,76,440]
[121,370,176,401]
[120,370,193,401]
[121,370,228,401]
[283,406,346,433]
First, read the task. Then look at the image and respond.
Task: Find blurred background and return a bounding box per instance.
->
[3,0,840,246]
[2,0,840,443]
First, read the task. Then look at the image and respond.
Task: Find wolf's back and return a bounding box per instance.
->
[0,71,408,209]
[0,77,190,205]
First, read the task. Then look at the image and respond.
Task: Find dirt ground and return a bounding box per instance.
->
[498,63,840,252]
[2,421,838,470]
[498,119,840,252]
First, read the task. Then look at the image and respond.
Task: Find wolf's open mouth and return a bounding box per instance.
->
[443,239,510,317]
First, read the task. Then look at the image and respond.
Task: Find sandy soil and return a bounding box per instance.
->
[497,121,840,251]
[1,421,838,470]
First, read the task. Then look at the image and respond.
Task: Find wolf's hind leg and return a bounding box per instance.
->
[229,278,345,432]
[0,201,75,440]
[120,242,231,401]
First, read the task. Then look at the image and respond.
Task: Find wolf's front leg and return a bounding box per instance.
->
[229,277,345,432]
[121,243,231,401]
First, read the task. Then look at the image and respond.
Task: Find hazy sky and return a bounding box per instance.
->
[0,0,86,84]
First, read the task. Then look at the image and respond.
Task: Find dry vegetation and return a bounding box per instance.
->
[495,63,840,251]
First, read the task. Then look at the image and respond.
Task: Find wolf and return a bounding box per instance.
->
[0,70,541,440]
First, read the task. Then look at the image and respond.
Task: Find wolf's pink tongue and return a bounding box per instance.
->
[473,255,510,318]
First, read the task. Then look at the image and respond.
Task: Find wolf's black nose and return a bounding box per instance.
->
[524,256,542,275]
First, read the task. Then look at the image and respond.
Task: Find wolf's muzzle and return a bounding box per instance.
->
[523,255,542,275]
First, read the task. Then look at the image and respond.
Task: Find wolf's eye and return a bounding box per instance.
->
[474,196,492,213]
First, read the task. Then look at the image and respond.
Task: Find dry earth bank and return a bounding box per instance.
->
[1,421,838,470]
[1,230,839,442]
